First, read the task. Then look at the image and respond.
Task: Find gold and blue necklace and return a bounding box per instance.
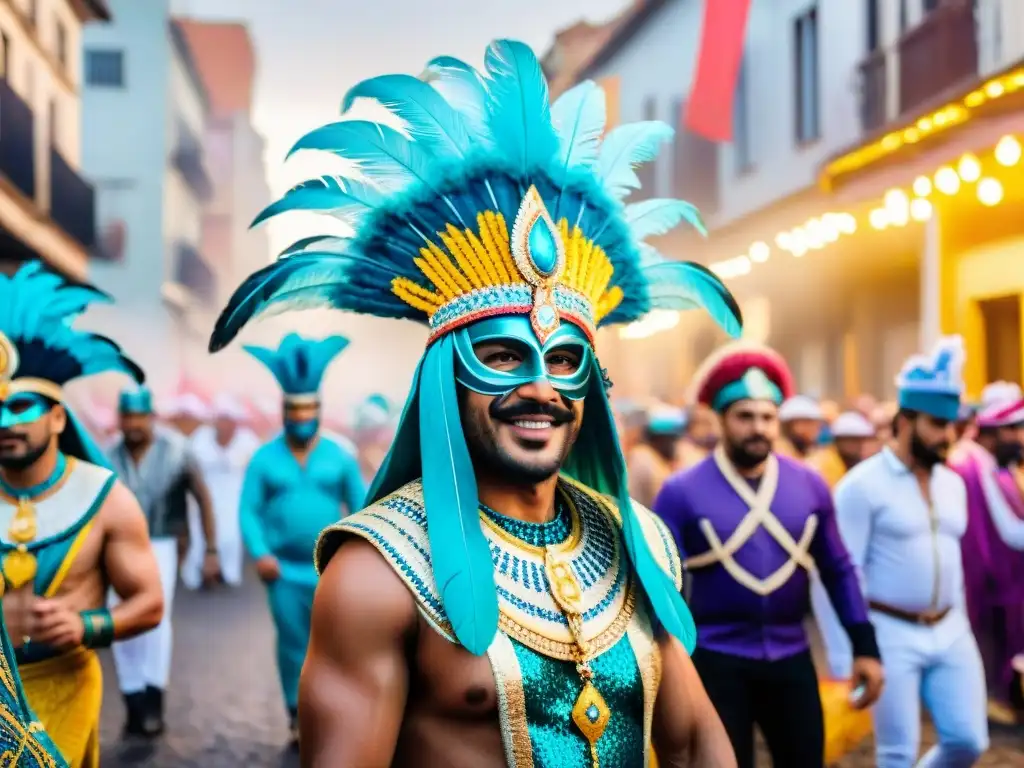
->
[481,489,613,766]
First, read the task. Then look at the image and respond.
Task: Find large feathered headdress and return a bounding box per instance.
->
[243,333,349,404]
[210,40,744,656]
[0,261,143,465]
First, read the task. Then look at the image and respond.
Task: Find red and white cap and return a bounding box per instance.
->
[976,398,1024,429]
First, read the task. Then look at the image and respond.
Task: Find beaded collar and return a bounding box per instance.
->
[479,493,573,549]
[0,453,67,501]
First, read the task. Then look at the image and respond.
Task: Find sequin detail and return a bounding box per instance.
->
[481,498,572,549]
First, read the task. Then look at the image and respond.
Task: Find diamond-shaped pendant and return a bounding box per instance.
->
[572,681,610,745]
[3,549,37,589]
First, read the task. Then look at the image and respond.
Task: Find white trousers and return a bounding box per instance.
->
[872,610,990,768]
[111,537,178,693]
[181,499,244,589]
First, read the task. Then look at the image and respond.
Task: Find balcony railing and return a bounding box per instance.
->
[174,241,216,305]
[858,0,979,133]
[49,146,96,248]
[171,129,213,201]
[0,78,36,201]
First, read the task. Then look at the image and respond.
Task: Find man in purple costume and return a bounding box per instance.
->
[950,382,1024,720]
[654,342,884,768]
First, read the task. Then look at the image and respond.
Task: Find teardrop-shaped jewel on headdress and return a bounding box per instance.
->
[511,186,566,344]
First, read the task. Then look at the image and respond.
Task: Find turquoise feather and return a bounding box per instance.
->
[483,39,559,174]
[422,56,489,139]
[418,337,498,655]
[278,235,351,258]
[625,198,707,239]
[550,81,607,176]
[643,261,743,338]
[252,176,384,228]
[597,121,674,199]
[341,73,472,159]
[287,121,434,192]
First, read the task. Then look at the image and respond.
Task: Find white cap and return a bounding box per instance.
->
[211,392,248,422]
[981,381,1023,410]
[163,393,210,421]
[830,411,875,438]
[778,395,823,422]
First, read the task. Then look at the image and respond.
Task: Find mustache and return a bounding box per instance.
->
[490,399,575,425]
[0,431,26,442]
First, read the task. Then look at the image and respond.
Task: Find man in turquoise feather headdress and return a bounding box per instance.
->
[0,262,164,767]
[237,333,366,744]
[210,41,740,766]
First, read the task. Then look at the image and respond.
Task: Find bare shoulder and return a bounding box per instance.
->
[95,480,147,534]
[314,538,418,646]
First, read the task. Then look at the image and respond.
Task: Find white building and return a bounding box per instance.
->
[0,0,109,280]
[80,0,214,399]
[570,0,1024,400]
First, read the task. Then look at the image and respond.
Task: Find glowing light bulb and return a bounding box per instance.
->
[934,166,961,195]
[749,241,770,263]
[869,208,888,230]
[977,177,1003,207]
[884,188,909,210]
[957,153,981,182]
[912,175,932,197]
[995,135,1022,167]
[910,198,933,221]
[775,232,793,251]
[836,213,857,235]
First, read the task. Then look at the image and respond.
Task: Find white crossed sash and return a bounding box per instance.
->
[683,446,818,596]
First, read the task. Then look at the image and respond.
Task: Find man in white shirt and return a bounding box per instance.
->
[829,336,988,767]
[182,393,260,588]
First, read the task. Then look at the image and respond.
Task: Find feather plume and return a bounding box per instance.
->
[286,121,435,192]
[422,56,489,139]
[278,235,351,258]
[341,74,472,159]
[625,198,706,239]
[550,81,607,177]
[483,40,559,173]
[643,261,743,338]
[251,176,384,228]
[597,121,674,199]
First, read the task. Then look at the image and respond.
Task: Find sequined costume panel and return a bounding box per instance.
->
[317,477,677,766]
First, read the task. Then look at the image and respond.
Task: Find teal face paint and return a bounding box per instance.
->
[285,417,319,443]
[453,316,593,401]
[0,393,51,428]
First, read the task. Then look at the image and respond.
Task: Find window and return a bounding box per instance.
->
[899,0,908,31]
[55,20,66,68]
[865,0,881,52]
[85,49,125,87]
[923,0,941,12]
[733,56,753,173]
[793,7,821,144]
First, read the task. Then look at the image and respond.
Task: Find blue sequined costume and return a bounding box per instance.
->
[209,40,743,766]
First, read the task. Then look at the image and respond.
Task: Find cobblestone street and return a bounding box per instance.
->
[90,571,1024,766]
[97,572,299,768]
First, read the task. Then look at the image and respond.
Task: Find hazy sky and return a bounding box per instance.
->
[174,0,630,213]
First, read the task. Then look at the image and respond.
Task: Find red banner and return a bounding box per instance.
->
[685,0,753,142]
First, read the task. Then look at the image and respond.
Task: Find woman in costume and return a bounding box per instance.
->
[238,333,367,742]
[0,262,164,766]
[210,40,743,766]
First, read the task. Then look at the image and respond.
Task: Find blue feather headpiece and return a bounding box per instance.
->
[212,40,743,657]
[118,385,154,415]
[354,392,393,431]
[0,261,143,466]
[243,333,349,404]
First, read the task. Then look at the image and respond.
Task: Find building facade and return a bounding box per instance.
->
[0,0,108,280]
[567,0,1014,402]
[80,0,214,399]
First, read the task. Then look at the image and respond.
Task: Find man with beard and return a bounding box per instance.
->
[0,262,164,766]
[950,382,1024,723]
[808,411,876,489]
[237,333,366,745]
[181,393,259,590]
[654,341,883,768]
[207,39,743,767]
[627,404,687,508]
[107,385,219,738]
[830,336,989,767]
[776,394,825,460]
[677,403,719,469]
